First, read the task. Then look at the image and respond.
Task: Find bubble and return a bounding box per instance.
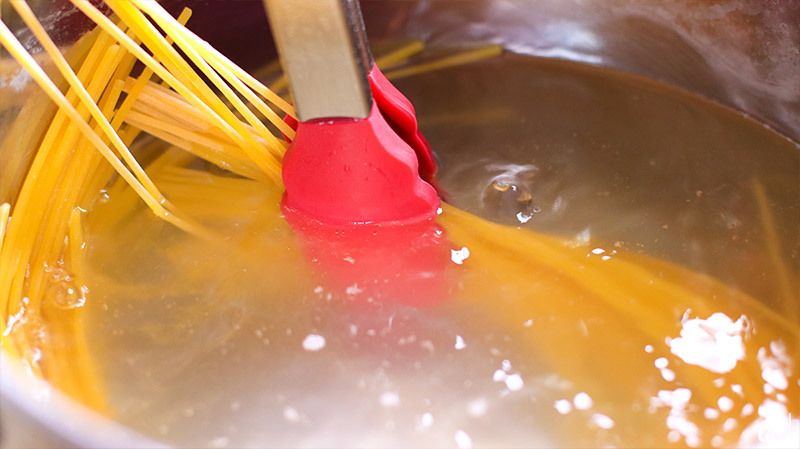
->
[555,399,572,414]
[380,391,400,408]
[454,430,473,449]
[283,406,300,422]
[46,266,87,310]
[505,374,524,391]
[574,392,593,410]
[420,412,434,428]
[590,413,615,429]
[302,334,326,351]
[481,165,540,223]
[455,335,467,350]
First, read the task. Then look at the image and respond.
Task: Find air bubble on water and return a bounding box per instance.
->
[590,413,615,429]
[454,429,473,449]
[667,430,681,443]
[493,369,507,382]
[455,335,467,350]
[31,347,42,365]
[501,359,512,371]
[722,417,737,432]
[567,228,591,248]
[482,165,540,222]
[553,196,564,212]
[3,296,30,337]
[302,334,326,351]
[283,406,300,422]
[47,267,87,309]
[574,392,593,410]
[660,368,676,382]
[467,398,487,417]
[451,247,470,265]
[345,284,363,295]
[420,412,434,428]
[718,396,733,412]
[380,391,400,408]
[505,374,524,392]
[555,399,572,415]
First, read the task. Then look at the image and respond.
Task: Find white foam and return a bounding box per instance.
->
[718,396,734,412]
[283,406,300,422]
[492,369,506,382]
[345,284,363,295]
[302,334,326,351]
[454,430,473,449]
[573,392,593,410]
[450,247,470,265]
[455,335,467,350]
[505,374,524,392]
[668,312,747,374]
[660,368,676,382]
[762,366,789,390]
[652,388,699,447]
[380,391,400,408]
[467,398,487,417]
[501,359,512,371]
[704,408,720,420]
[590,413,615,429]
[554,399,572,415]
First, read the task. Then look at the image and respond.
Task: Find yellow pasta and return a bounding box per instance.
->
[0,4,793,447]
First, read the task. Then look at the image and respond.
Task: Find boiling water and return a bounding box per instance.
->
[78,54,798,448]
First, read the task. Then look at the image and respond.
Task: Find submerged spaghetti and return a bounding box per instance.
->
[0,1,797,448]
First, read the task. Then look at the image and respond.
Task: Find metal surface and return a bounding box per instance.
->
[263,0,373,122]
[1,0,799,447]
[0,354,164,449]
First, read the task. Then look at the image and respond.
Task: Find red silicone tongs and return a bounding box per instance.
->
[264,0,439,225]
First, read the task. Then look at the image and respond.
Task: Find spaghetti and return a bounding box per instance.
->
[0,1,796,447]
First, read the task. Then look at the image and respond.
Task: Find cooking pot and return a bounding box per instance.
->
[0,0,797,447]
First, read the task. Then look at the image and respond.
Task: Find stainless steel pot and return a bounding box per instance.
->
[1,0,797,447]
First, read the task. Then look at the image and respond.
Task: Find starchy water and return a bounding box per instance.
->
[72,53,800,448]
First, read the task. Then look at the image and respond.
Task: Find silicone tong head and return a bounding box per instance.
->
[265,0,438,224]
[368,66,437,183]
[282,65,439,225]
